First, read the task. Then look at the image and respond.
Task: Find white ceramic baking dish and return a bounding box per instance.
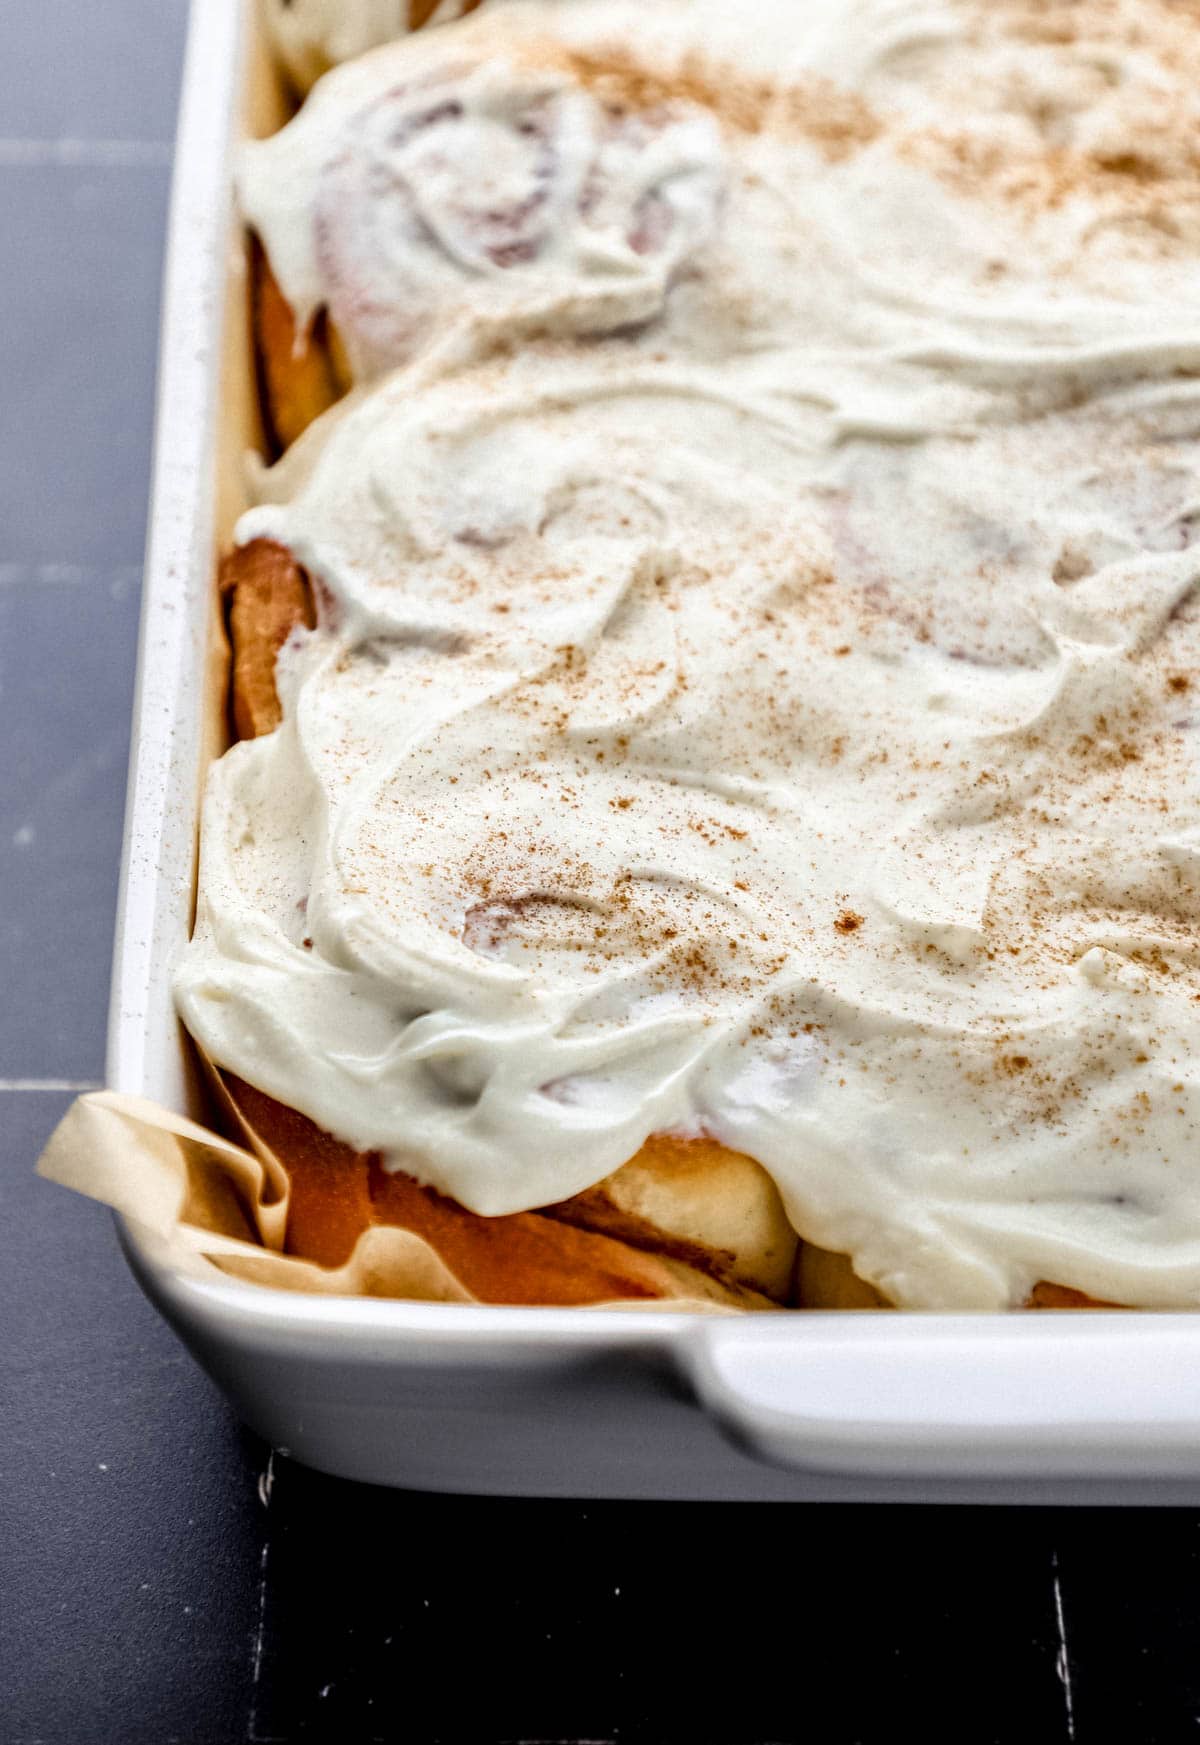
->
[108,0,1200,1503]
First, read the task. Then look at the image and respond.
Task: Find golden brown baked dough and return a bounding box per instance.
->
[410,0,483,28]
[795,1245,1120,1311]
[1026,1281,1118,1311]
[220,537,315,740]
[223,1074,775,1307]
[544,1132,797,1301]
[252,242,343,453]
[794,1244,887,1310]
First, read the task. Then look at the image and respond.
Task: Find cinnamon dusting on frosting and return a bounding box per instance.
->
[539,44,883,161]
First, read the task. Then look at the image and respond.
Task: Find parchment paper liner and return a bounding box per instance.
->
[35,1074,746,1311]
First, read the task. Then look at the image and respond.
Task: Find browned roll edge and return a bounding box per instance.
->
[220,537,315,740]
[251,239,342,455]
[796,1245,1121,1311]
[410,0,485,29]
[223,1074,773,1308]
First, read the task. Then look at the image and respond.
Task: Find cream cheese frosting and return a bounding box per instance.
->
[241,7,732,380]
[179,0,1200,1306]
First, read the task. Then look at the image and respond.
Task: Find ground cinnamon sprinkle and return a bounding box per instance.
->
[524,42,881,159]
[892,0,1200,242]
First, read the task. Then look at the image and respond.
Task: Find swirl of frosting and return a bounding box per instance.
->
[312,69,724,374]
[241,24,726,381]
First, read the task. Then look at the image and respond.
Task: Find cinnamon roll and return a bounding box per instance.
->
[243,8,727,445]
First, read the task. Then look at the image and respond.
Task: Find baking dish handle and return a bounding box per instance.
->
[683,1314,1200,1482]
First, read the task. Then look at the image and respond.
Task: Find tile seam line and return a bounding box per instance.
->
[0,1080,103,1093]
[0,140,173,167]
[1051,1549,1077,1743]
[0,564,145,581]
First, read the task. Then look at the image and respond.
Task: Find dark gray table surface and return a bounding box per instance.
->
[5,5,1200,1742]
